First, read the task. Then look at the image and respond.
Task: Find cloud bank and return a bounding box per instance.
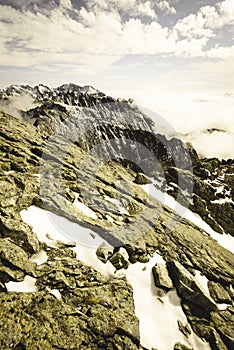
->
[0,0,233,75]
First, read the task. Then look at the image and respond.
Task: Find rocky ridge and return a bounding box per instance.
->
[1,84,233,236]
[0,84,233,349]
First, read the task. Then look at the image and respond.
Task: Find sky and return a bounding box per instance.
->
[0,0,233,158]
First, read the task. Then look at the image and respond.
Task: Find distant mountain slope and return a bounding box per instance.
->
[0,84,233,237]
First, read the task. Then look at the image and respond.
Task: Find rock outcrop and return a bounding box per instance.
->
[1,84,233,237]
[0,84,233,349]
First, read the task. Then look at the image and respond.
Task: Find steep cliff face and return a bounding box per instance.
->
[0,85,233,350]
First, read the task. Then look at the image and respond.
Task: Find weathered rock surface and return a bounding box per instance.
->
[109,248,129,270]
[167,261,217,312]
[134,172,151,185]
[152,263,174,290]
[211,308,234,349]
[208,281,232,304]
[96,243,114,263]
[0,84,233,349]
[0,247,140,350]
[0,290,140,350]
[0,238,36,283]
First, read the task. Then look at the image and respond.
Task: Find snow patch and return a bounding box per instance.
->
[194,271,211,297]
[73,200,98,219]
[20,206,211,349]
[211,197,234,204]
[215,185,225,194]
[123,253,210,350]
[30,250,48,265]
[20,206,115,276]
[140,183,234,254]
[49,289,62,300]
[6,276,37,292]
[217,304,229,311]
[4,170,15,175]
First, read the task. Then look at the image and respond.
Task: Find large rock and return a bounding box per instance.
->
[177,320,191,338]
[0,238,36,274]
[0,251,140,350]
[0,215,40,254]
[211,308,234,349]
[208,281,232,304]
[109,248,129,270]
[96,242,114,263]
[167,261,217,312]
[152,263,174,290]
[210,330,228,350]
[0,291,140,350]
[134,172,151,185]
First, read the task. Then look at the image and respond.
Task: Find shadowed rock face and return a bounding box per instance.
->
[167,261,217,312]
[0,84,233,349]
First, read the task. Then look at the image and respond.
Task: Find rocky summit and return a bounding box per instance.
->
[0,84,233,350]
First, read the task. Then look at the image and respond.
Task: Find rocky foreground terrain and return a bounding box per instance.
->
[0,84,233,350]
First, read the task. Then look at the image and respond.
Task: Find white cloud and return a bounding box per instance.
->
[174,12,215,40]
[175,0,234,41]
[0,0,233,76]
[187,131,234,159]
[0,3,208,65]
[219,0,234,25]
[157,0,176,15]
[60,0,72,9]
[87,0,157,19]
[130,89,234,159]
[137,1,157,19]
[206,45,234,59]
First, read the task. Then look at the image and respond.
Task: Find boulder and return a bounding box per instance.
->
[211,308,234,349]
[210,330,228,350]
[96,243,114,263]
[152,263,174,290]
[167,261,217,312]
[134,172,150,185]
[208,281,232,304]
[0,238,36,274]
[0,215,40,254]
[109,248,129,270]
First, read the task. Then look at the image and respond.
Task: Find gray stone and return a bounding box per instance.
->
[167,260,217,312]
[96,243,114,263]
[109,248,129,270]
[152,263,174,290]
[210,330,228,350]
[211,308,234,349]
[208,281,232,304]
[135,172,151,185]
[0,238,36,274]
